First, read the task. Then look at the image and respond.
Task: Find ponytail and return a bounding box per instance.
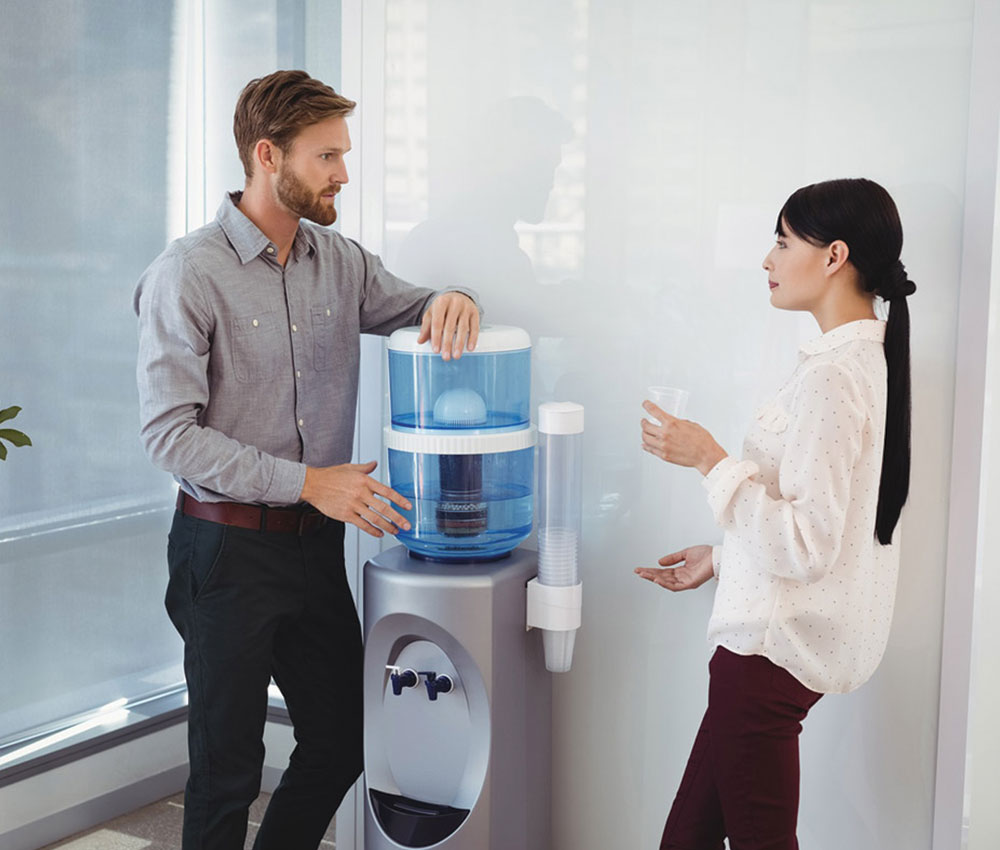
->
[875,261,916,544]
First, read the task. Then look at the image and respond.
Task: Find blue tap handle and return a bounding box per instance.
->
[418,671,454,701]
[388,667,418,696]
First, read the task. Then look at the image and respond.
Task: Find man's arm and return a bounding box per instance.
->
[351,238,482,357]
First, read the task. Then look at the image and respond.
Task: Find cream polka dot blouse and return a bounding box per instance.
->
[703,319,899,694]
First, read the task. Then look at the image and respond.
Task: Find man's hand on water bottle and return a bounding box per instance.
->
[418,292,480,361]
[301,461,412,538]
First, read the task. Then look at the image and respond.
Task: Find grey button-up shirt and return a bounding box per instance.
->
[134,192,477,506]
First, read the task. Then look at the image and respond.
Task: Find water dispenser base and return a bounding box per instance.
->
[369,789,470,847]
[364,546,552,850]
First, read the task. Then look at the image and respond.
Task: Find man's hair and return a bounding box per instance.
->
[234,70,356,179]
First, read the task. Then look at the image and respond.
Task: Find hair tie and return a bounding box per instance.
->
[881,260,916,300]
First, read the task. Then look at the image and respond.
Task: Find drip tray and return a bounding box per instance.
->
[369,789,470,847]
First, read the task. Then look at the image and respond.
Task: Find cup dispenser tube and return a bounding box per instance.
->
[526,402,584,673]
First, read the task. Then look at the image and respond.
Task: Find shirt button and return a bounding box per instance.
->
[252,319,259,327]
[298,418,304,427]
[296,370,302,378]
[266,246,275,254]
[326,309,331,316]
[292,323,298,332]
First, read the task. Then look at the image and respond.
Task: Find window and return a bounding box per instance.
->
[0,0,340,769]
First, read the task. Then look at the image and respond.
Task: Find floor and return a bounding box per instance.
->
[39,792,337,849]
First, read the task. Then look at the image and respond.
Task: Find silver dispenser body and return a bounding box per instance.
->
[363,547,552,849]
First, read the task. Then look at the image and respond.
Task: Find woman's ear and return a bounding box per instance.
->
[825,240,851,277]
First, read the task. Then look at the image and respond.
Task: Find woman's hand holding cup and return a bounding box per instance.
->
[641,400,728,476]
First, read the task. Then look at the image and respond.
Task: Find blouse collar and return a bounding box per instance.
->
[799,319,886,358]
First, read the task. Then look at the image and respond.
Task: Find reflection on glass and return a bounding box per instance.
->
[375,1,975,849]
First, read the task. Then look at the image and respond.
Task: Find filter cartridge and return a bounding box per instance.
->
[434,389,488,536]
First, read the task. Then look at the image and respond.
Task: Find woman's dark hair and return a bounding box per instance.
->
[777,178,915,545]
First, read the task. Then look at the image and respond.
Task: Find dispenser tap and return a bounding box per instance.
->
[386,665,419,696]
[418,671,454,701]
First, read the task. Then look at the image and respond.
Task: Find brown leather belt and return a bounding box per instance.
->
[176,491,328,535]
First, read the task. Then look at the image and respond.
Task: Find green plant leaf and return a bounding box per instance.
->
[0,429,31,447]
[0,406,22,424]
[0,442,6,461]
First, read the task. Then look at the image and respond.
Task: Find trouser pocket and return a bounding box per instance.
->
[165,511,228,637]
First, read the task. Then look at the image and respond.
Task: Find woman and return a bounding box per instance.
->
[636,178,915,850]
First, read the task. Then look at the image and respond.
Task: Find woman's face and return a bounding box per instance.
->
[761,220,832,312]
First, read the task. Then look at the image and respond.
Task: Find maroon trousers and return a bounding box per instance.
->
[660,647,823,850]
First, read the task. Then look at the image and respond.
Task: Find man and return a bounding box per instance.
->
[134,70,481,850]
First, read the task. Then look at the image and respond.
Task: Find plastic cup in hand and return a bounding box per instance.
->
[645,386,689,423]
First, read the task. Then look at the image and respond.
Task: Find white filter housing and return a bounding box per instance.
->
[528,402,584,672]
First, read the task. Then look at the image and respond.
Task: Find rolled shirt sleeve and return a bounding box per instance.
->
[702,362,865,585]
[352,238,481,335]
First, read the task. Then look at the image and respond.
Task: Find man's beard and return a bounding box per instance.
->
[276,165,339,226]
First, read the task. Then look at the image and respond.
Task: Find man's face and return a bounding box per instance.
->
[274,116,351,226]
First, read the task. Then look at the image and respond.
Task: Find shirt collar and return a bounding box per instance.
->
[217,192,270,265]
[294,221,319,259]
[216,192,318,265]
[799,319,886,358]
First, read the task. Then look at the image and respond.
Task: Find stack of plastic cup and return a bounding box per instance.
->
[536,402,584,672]
[538,528,579,584]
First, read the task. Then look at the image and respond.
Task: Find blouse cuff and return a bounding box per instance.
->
[702,456,760,524]
[711,545,724,579]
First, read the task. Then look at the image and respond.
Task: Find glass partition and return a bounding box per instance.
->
[374,1,975,848]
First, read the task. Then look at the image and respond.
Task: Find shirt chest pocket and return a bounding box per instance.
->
[230,311,280,383]
[744,401,790,464]
[753,402,790,434]
[311,305,335,371]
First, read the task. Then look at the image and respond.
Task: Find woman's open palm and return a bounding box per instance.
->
[635,544,714,592]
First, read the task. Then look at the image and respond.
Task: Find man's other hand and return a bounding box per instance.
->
[301,461,412,538]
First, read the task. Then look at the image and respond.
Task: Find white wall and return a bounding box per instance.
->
[967,327,1000,847]
[964,65,1000,850]
[349,1,977,847]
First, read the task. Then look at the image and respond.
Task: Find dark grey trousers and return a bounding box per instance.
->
[165,511,362,850]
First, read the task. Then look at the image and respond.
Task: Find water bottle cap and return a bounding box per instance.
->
[388,324,531,353]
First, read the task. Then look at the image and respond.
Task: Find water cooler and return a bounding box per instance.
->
[363,326,583,849]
